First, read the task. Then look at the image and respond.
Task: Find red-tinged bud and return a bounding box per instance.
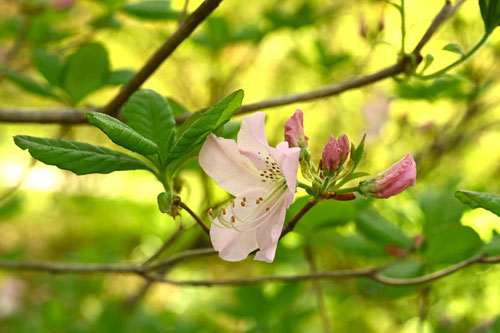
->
[285,109,309,148]
[338,134,350,164]
[359,153,417,199]
[322,134,350,174]
[322,135,340,172]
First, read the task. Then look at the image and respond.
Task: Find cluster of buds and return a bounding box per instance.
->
[321,134,350,175]
[284,109,416,200]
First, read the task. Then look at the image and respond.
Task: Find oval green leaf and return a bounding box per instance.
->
[167,89,244,163]
[62,43,110,104]
[86,112,158,156]
[14,135,152,175]
[122,89,176,166]
[455,190,500,217]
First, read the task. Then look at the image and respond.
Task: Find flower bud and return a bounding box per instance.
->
[322,134,350,173]
[322,135,340,172]
[338,134,350,164]
[285,109,308,148]
[358,153,416,199]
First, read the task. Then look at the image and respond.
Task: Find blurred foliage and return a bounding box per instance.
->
[0,0,500,332]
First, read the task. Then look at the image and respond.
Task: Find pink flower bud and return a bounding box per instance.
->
[338,134,350,164]
[359,153,416,199]
[285,109,308,148]
[322,134,350,173]
[322,135,340,172]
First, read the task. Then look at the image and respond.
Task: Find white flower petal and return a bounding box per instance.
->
[199,134,270,196]
[271,141,300,194]
[210,224,258,262]
[254,200,288,263]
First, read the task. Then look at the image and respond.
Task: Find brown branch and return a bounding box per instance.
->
[0,0,466,124]
[280,200,318,239]
[0,261,142,274]
[148,248,216,272]
[0,253,498,287]
[100,0,224,117]
[0,0,223,124]
[145,254,500,286]
[179,201,210,235]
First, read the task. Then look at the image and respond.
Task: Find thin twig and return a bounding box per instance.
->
[280,200,318,239]
[0,0,467,124]
[100,0,224,117]
[141,224,184,267]
[0,261,142,274]
[179,201,210,235]
[0,253,498,287]
[148,248,216,272]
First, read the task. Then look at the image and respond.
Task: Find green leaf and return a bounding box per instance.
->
[90,14,122,29]
[336,172,370,188]
[122,89,176,166]
[167,90,244,162]
[122,1,179,20]
[455,190,500,217]
[358,261,423,298]
[352,134,366,171]
[355,208,412,248]
[14,135,152,175]
[479,0,500,33]
[425,225,483,264]
[443,43,465,56]
[32,48,63,86]
[86,112,158,156]
[107,69,135,86]
[421,54,434,72]
[62,43,110,104]
[2,68,57,98]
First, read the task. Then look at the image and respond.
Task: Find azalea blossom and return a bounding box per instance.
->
[199,112,300,263]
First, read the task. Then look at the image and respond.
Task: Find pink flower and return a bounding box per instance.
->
[358,153,416,198]
[284,109,309,148]
[322,134,350,173]
[199,112,300,263]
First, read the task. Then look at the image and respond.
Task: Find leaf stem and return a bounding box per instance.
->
[419,33,490,80]
[335,186,359,194]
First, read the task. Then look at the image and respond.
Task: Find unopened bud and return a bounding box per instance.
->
[322,134,350,174]
[285,109,309,148]
[358,153,416,199]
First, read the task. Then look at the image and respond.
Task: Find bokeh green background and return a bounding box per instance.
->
[0,0,499,331]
